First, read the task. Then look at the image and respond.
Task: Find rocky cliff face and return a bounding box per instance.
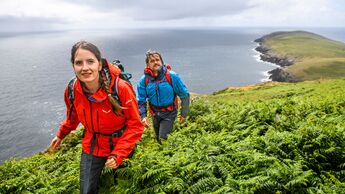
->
[255,37,298,82]
[255,46,294,67]
[268,68,298,82]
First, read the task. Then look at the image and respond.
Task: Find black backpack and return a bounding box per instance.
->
[67,59,132,120]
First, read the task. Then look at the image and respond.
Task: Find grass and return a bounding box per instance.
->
[210,78,345,104]
[1,78,345,193]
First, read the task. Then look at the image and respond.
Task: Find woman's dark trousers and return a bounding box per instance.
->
[80,152,107,194]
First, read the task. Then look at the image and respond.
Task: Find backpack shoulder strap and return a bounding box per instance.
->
[165,65,172,85]
[144,76,150,86]
[164,64,176,97]
[111,76,136,105]
[111,76,120,102]
[165,64,172,71]
[67,77,77,120]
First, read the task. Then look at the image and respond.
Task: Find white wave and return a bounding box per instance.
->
[260,70,272,82]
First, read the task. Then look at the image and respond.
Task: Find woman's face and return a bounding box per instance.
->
[73,48,102,85]
[147,54,162,73]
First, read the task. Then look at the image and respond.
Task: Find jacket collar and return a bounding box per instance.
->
[74,80,107,102]
[144,65,166,80]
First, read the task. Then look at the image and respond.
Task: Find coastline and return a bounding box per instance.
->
[252,47,279,82]
[254,34,299,82]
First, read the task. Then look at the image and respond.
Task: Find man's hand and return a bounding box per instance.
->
[179,116,186,124]
[141,117,151,128]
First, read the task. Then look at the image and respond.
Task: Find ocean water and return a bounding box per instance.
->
[0,27,344,163]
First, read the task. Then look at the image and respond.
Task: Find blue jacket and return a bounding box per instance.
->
[137,65,189,119]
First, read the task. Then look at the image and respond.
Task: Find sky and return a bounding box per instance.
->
[0,0,344,32]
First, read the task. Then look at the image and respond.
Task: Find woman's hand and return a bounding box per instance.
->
[49,136,62,150]
[105,157,119,169]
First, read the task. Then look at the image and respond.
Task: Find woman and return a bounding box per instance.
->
[49,41,144,194]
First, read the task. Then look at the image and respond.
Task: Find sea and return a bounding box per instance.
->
[0,27,344,163]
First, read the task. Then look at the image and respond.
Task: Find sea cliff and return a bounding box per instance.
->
[255,31,345,82]
[255,32,299,82]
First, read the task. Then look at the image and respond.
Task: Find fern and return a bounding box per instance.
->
[187,177,223,194]
[140,167,171,185]
[2,79,345,193]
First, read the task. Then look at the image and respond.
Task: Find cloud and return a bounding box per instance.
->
[0,0,344,32]
[60,0,252,20]
[0,0,254,31]
[202,0,345,27]
[0,16,67,32]
[4,0,117,22]
[0,0,113,31]
[113,0,251,21]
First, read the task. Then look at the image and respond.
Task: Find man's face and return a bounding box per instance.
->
[147,54,162,73]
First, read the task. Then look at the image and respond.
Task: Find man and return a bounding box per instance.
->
[137,50,190,143]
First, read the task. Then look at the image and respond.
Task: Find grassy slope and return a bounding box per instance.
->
[1,78,345,193]
[264,31,345,80]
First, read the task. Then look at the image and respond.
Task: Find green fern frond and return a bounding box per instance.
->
[140,167,171,185]
[187,177,223,194]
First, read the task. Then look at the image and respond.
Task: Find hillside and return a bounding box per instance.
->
[255,31,345,82]
[1,78,345,193]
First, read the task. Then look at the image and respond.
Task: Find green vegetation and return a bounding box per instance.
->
[265,31,345,80]
[1,78,345,193]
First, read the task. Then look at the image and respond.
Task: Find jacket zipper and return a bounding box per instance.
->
[89,101,97,155]
[155,82,160,106]
[96,110,100,156]
[83,109,88,131]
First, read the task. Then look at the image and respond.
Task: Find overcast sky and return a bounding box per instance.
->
[0,0,344,32]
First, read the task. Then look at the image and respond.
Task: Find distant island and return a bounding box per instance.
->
[255,31,345,82]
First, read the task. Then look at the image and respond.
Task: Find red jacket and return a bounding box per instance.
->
[57,63,144,165]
